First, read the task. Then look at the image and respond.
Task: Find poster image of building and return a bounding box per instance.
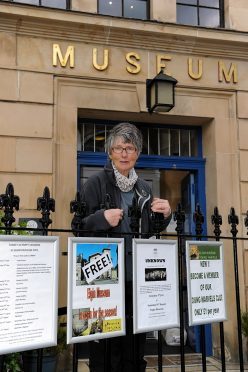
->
[145,268,167,282]
[76,242,118,285]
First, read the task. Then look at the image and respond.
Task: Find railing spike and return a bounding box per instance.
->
[211,206,222,238]
[0,183,20,230]
[193,203,204,238]
[37,186,55,233]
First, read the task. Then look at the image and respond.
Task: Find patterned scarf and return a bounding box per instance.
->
[112,162,138,192]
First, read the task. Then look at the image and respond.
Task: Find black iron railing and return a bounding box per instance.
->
[0,183,247,372]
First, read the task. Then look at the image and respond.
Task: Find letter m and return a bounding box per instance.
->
[53,44,75,68]
[218,61,237,83]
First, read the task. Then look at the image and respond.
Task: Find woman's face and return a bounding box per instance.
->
[109,137,139,177]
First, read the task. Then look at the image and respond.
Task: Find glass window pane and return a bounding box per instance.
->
[170,129,180,156]
[199,0,219,8]
[140,127,148,154]
[180,130,190,157]
[95,124,106,152]
[177,0,197,4]
[42,0,67,8]
[190,130,198,156]
[177,5,198,25]
[106,125,113,145]
[124,0,148,20]
[14,0,39,4]
[83,123,94,152]
[99,0,122,17]
[149,128,158,155]
[200,8,219,27]
[160,128,169,156]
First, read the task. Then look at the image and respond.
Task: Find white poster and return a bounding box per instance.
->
[186,241,227,326]
[67,237,125,343]
[0,235,59,354]
[133,239,179,334]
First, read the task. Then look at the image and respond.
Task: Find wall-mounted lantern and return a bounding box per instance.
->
[146,69,178,113]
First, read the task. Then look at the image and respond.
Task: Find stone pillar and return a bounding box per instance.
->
[71,0,97,13]
[225,0,248,32]
[150,0,176,23]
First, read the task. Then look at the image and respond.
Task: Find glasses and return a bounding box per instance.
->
[112,146,136,154]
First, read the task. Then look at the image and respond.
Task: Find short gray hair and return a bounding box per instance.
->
[106,122,143,155]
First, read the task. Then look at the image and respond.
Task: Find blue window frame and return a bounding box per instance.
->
[177,0,224,28]
[98,0,149,20]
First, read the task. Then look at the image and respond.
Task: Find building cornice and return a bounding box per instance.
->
[0,3,248,59]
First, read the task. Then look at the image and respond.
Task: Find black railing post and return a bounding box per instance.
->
[129,195,141,238]
[211,207,226,372]
[174,203,186,372]
[151,211,166,372]
[194,203,204,239]
[0,183,20,234]
[70,191,87,234]
[228,207,244,372]
[0,355,4,372]
[128,194,141,372]
[193,204,207,372]
[37,186,55,236]
[70,191,88,372]
[101,193,116,372]
[0,184,19,372]
[244,210,248,232]
[36,186,55,372]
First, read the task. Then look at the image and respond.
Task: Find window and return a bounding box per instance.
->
[177,0,224,28]
[8,0,69,9]
[78,121,200,158]
[98,0,149,20]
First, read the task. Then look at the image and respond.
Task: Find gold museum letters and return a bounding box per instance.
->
[52,44,238,84]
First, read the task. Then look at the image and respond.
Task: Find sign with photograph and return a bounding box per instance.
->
[132,239,179,334]
[0,235,59,354]
[67,237,125,343]
[186,241,227,326]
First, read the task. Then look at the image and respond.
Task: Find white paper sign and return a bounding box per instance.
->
[133,239,179,334]
[186,241,227,326]
[0,236,59,355]
[67,237,125,343]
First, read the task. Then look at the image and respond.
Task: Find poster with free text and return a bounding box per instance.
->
[67,237,125,343]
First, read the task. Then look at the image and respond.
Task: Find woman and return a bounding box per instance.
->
[81,122,171,371]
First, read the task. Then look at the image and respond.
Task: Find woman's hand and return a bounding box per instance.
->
[151,198,171,218]
[104,208,124,227]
